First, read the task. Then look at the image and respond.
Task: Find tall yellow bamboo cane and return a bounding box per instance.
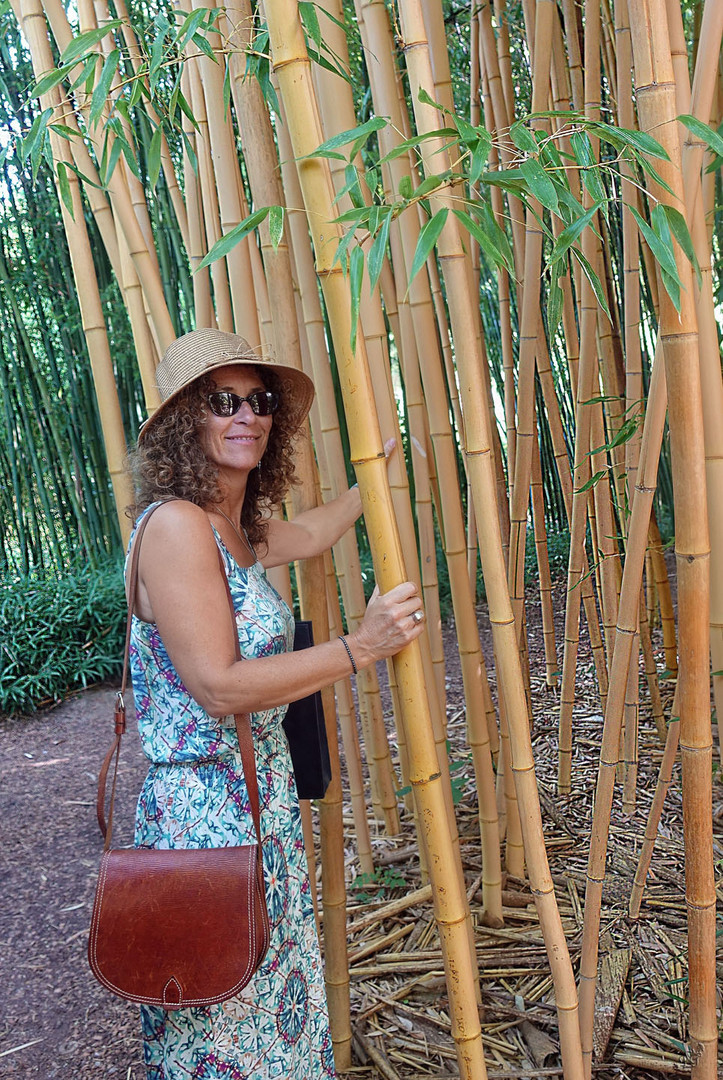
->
[628,689,680,920]
[614,7,715,1075]
[264,5,488,1074]
[391,0,584,1069]
[506,0,554,659]
[675,0,723,763]
[357,0,502,921]
[15,0,132,541]
[184,60,234,331]
[38,0,168,395]
[310,0,451,765]
[188,0,259,343]
[578,345,668,1075]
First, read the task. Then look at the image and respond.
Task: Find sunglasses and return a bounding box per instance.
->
[206,390,279,417]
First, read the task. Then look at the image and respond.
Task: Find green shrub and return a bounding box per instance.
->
[0,558,126,717]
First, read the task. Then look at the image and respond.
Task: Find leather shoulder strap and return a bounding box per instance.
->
[97,502,262,851]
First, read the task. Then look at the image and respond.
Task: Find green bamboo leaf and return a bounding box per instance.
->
[49,122,78,141]
[333,222,357,270]
[570,129,595,168]
[174,87,198,129]
[192,32,217,62]
[349,244,364,352]
[181,129,198,173]
[55,161,74,218]
[147,126,162,189]
[197,207,270,270]
[268,205,284,250]
[59,20,122,66]
[677,114,723,160]
[569,130,607,208]
[628,205,680,283]
[417,86,442,111]
[367,209,391,294]
[480,168,527,195]
[570,246,611,319]
[176,7,209,49]
[576,469,607,493]
[456,118,492,176]
[336,164,364,209]
[398,175,412,200]
[408,208,448,286]
[509,120,538,155]
[223,59,232,118]
[20,107,52,165]
[452,208,513,275]
[31,65,72,99]
[149,19,169,93]
[413,173,447,200]
[660,267,681,313]
[469,138,491,184]
[89,49,119,126]
[520,158,559,214]
[591,122,669,160]
[309,116,387,161]
[547,272,563,336]
[378,129,458,165]
[549,200,603,264]
[118,129,141,181]
[631,150,675,198]
[299,2,322,49]
[654,203,701,287]
[334,205,371,225]
[129,74,145,108]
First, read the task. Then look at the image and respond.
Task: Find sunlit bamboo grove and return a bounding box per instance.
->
[1,0,721,1075]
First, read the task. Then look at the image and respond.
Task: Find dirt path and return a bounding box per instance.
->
[0,687,147,1079]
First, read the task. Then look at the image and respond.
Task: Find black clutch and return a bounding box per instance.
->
[282,620,332,800]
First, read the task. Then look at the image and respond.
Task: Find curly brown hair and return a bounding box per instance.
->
[127,367,300,550]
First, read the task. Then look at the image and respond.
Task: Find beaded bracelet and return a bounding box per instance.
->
[338,635,358,675]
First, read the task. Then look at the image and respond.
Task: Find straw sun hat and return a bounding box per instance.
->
[138,328,315,442]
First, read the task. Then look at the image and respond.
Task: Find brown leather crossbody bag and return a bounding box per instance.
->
[88,504,270,1009]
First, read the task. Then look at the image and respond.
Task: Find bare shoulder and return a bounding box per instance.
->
[137,501,217,568]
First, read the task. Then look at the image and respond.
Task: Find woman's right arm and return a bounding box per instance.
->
[134,501,425,717]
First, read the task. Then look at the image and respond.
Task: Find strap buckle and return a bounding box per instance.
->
[114,692,126,735]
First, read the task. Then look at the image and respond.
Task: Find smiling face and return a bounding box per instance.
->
[199,365,273,480]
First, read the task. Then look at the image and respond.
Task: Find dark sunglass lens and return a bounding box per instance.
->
[207,392,236,416]
[248,391,279,416]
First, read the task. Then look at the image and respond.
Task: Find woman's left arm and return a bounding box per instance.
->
[262,484,362,567]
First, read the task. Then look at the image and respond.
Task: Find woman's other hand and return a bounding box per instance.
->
[349,581,425,666]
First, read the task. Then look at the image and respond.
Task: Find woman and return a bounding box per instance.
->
[126,328,425,1079]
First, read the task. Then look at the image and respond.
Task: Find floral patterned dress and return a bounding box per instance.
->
[127,504,335,1080]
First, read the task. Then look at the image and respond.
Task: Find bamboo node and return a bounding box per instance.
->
[412,772,441,785]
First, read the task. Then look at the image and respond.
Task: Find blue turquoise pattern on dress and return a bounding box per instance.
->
[126,503,336,1079]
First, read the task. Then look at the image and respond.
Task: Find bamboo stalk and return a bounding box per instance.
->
[184,59,234,332]
[506,0,554,671]
[531,427,558,688]
[578,345,669,1074]
[188,0,259,342]
[264,4,488,1073]
[324,550,374,877]
[628,690,680,920]
[558,0,608,794]
[273,108,402,831]
[676,0,723,764]
[608,8,716,1074]
[392,0,584,1071]
[15,0,133,542]
[358,0,502,920]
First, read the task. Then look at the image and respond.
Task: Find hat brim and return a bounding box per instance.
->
[137,356,315,443]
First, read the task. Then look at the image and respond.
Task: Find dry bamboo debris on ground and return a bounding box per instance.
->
[336,652,719,1080]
